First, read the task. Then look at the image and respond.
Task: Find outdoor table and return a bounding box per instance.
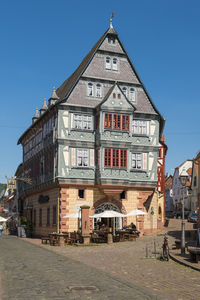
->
[49,233,69,246]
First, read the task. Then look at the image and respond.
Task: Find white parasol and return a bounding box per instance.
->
[125,209,147,217]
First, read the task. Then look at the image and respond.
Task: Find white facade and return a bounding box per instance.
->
[172,160,192,211]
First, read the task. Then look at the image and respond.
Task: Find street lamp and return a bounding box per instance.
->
[179,169,189,256]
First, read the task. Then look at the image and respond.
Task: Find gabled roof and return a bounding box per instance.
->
[95,82,136,111]
[56,27,118,101]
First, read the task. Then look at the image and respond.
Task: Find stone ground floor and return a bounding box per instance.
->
[22,184,165,237]
[1,219,200,300]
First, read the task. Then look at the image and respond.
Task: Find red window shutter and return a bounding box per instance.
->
[120,150,127,168]
[104,149,111,167]
[113,149,119,167]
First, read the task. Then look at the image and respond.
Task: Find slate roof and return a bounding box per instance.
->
[56,27,118,101]
[18,25,165,144]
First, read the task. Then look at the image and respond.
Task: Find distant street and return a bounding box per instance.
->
[0,219,200,300]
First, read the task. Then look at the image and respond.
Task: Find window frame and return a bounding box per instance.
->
[132,120,147,135]
[112,58,118,71]
[104,148,127,168]
[96,83,102,98]
[106,57,111,69]
[132,153,142,170]
[88,82,94,97]
[77,149,89,167]
[129,87,135,101]
[73,114,92,130]
[104,113,130,131]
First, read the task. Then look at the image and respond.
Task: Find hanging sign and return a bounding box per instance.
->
[6,177,16,190]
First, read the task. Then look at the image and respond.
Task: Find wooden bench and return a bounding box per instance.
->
[188,247,200,263]
[41,236,50,244]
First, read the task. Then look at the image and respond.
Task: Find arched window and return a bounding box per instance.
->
[106,57,111,69]
[112,58,118,70]
[113,93,116,99]
[88,83,93,96]
[129,88,135,101]
[122,87,127,97]
[96,84,102,98]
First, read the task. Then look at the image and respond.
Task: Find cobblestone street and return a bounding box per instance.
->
[0,235,160,300]
[1,219,200,300]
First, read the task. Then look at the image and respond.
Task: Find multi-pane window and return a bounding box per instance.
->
[122,115,129,130]
[96,84,102,98]
[133,120,147,135]
[112,58,118,70]
[113,114,121,130]
[104,114,112,129]
[74,115,92,130]
[129,88,135,101]
[104,114,129,131]
[88,83,93,96]
[104,149,127,168]
[106,57,111,69]
[77,149,89,167]
[132,153,142,169]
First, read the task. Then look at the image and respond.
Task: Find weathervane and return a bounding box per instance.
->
[110,12,114,28]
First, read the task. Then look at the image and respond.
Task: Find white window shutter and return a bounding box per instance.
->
[143,153,147,170]
[71,148,76,166]
[90,149,94,167]
[146,121,150,135]
[130,152,132,169]
[71,113,73,129]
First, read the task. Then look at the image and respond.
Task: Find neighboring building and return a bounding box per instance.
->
[190,158,198,212]
[17,20,166,237]
[165,175,173,213]
[195,152,200,228]
[172,160,192,213]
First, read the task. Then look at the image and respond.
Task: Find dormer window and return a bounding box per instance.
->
[118,94,121,99]
[112,58,118,70]
[96,84,102,98]
[106,57,111,69]
[122,87,127,97]
[108,37,115,44]
[88,83,93,96]
[130,88,135,101]
[113,93,116,99]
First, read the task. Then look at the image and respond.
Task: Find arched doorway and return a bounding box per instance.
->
[94,203,122,230]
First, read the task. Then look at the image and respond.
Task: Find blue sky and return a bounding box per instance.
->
[0,0,200,183]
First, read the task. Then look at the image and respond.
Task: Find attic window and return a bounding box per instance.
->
[118,94,121,99]
[108,37,115,44]
[106,57,111,69]
[113,93,116,99]
[122,87,127,97]
[88,83,93,96]
[112,58,118,71]
[130,88,135,101]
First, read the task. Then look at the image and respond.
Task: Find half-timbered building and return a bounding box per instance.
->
[17,20,166,236]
